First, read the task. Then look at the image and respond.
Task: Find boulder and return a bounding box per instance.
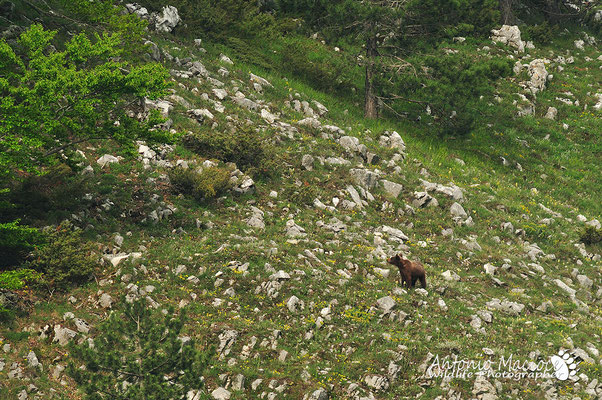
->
[412,191,438,208]
[153,6,180,33]
[544,106,558,120]
[364,375,390,391]
[381,180,403,198]
[491,25,524,52]
[376,296,396,312]
[211,387,231,400]
[285,219,306,238]
[96,154,120,168]
[349,168,380,189]
[450,202,468,219]
[527,59,548,96]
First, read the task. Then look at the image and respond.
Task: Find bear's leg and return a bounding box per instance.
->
[404,272,413,289]
[411,276,418,288]
[398,267,405,286]
[419,274,427,288]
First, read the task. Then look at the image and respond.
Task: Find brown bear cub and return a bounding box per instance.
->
[387,253,427,289]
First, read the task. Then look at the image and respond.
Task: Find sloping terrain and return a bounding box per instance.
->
[1,4,601,400]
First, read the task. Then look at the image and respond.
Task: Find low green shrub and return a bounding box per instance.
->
[580,225,602,245]
[139,0,280,39]
[181,127,268,172]
[26,222,98,289]
[68,298,214,400]
[524,22,555,45]
[0,269,42,290]
[168,166,232,201]
[523,222,549,241]
[389,52,513,135]
[284,182,319,206]
[280,38,356,95]
[0,268,42,321]
[0,220,41,269]
[7,164,88,223]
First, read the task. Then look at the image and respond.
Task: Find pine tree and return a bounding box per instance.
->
[324,0,408,119]
[68,299,213,400]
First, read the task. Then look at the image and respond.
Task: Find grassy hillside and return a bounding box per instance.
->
[1,2,601,399]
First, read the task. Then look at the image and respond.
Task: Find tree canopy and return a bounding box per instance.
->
[0,24,171,179]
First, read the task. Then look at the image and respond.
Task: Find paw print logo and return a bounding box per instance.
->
[550,350,580,381]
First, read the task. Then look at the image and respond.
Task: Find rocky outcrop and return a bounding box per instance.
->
[491,25,524,52]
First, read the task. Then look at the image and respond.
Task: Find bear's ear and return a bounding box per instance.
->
[394,254,401,261]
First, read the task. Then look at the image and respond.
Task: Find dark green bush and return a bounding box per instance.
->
[280,38,356,95]
[182,128,268,172]
[138,0,280,39]
[284,182,319,206]
[68,298,214,400]
[168,166,232,201]
[0,269,41,322]
[0,220,41,269]
[524,22,555,45]
[406,0,500,39]
[389,53,513,135]
[7,164,88,223]
[580,225,602,245]
[26,222,97,289]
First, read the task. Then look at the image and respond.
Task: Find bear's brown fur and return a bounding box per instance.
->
[387,253,427,289]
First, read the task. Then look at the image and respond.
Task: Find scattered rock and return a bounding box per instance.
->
[99,293,113,309]
[381,180,403,198]
[421,179,464,201]
[483,263,497,275]
[308,388,328,400]
[287,295,304,312]
[491,25,524,52]
[450,202,468,219]
[285,219,306,238]
[96,154,120,167]
[302,154,314,171]
[554,279,576,297]
[349,168,380,189]
[153,5,180,33]
[53,325,77,346]
[527,59,549,95]
[486,298,524,315]
[211,387,231,400]
[412,191,438,208]
[365,375,390,391]
[376,296,396,313]
[442,270,460,281]
[245,207,265,230]
[544,107,557,120]
[472,375,498,400]
[27,351,41,369]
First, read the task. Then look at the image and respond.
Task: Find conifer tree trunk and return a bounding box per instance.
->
[364,35,378,119]
[499,0,514,24]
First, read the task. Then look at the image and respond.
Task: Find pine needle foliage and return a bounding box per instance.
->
[68,299,214,400]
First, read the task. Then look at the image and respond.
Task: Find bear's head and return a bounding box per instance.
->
[387,253,405,267]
